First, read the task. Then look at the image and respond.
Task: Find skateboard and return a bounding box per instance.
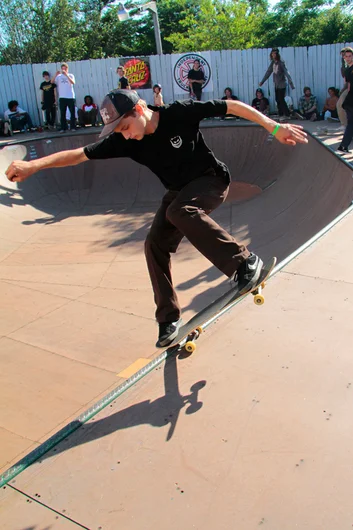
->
[165,257,277,353]
[0,144,27,190]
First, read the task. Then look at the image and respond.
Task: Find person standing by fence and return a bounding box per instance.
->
[259,48,295,121]
[52,63,76,133]
[337,47,353,154]
[188,60,205,101]
[40,71,56,130]
[337,47,349,132]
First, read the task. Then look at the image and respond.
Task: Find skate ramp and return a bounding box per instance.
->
[0,123,353,478]
[1,123,352,264]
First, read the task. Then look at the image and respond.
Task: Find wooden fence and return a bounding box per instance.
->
[0,43,352,125]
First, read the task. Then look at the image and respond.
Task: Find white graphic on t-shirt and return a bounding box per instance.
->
[170,136,182,148]
[100,108,111,123]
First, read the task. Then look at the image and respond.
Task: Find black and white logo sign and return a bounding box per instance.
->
[170,136,183,148]
[173,53,211,93]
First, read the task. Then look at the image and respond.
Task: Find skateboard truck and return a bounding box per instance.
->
[184,326,203,353]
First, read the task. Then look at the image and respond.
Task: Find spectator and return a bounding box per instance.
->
[187,60,205,101]
[259,48,295,121]
[117,66,130,90]
[252,88,270,115]
[40,70,56,130]
[221,87,238,101]
[322,87,339,121]
[153,84,164,107]
[78,95,98,127]
[337,47,349,132]
[52,63,76,133]
[296,87,318,121]
[337,47,353,153]
[221,87,239,119]
[4,100,35,132]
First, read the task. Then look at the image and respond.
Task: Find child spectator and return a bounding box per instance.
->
[153,84,164,107]
[252,88,270,115]
[322,87,339,121]
[221,87,239,119]
[296,87,318,121]
[40,71,56,129]
[117,66,130,90]
[221,87,238,102]
[78,95,98,127]
[4,101,35,132]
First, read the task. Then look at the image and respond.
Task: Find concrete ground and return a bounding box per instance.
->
[0,119,352,529]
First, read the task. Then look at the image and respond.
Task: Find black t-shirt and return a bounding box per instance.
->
[40,81,56,105]
[252,97,270,112]
[84,99,229,191]
[221,95,238,101]
[118,76,129,89]
[188,69,205,92]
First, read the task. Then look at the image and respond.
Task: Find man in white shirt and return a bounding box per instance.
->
[4,100,35,131]
[52,63,76,133]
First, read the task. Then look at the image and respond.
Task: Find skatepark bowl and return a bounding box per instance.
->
[1,122,353,529]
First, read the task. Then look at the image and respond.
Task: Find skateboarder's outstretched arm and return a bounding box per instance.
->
[6,147,88,183]
[225,100,307,146]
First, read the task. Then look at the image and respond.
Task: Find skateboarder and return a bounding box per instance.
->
[6,89,307,347]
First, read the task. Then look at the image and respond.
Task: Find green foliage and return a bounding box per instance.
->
[166,0,264,52]
[0,0,351,64]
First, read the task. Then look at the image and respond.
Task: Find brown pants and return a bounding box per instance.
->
[144,171,249,323]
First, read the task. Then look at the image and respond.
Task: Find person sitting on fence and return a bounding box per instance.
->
[296,87,318,121]
[322,87,339,121]
[40,71,56,129]
[4,101,35,132]
[153,84,164,107]
[252,88,269,116]
[78,95,98,127]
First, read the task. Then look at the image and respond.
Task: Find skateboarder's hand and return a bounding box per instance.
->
[274,124,308,146]
[6,160,36,183]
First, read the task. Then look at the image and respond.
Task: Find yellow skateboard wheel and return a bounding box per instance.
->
[254,294,265,305]
[185,341,196,353]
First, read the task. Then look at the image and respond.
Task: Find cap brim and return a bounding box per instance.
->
[98,115,124,138]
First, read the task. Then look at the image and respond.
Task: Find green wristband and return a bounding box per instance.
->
[271,124,280,136]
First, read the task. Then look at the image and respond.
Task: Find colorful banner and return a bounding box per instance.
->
[120,57,152,90]
[171,52,213,95]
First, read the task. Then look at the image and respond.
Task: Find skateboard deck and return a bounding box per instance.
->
[0,144,27,190]
[164,257,277,353]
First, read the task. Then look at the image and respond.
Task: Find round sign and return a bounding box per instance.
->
[123,58,151,90]
[173,53,211,92]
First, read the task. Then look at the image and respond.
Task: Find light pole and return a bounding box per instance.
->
[117,2,163,55]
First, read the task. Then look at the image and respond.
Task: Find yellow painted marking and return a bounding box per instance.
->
[117,358,150,379]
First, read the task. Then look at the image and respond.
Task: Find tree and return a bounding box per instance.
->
[166,0,264,52]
